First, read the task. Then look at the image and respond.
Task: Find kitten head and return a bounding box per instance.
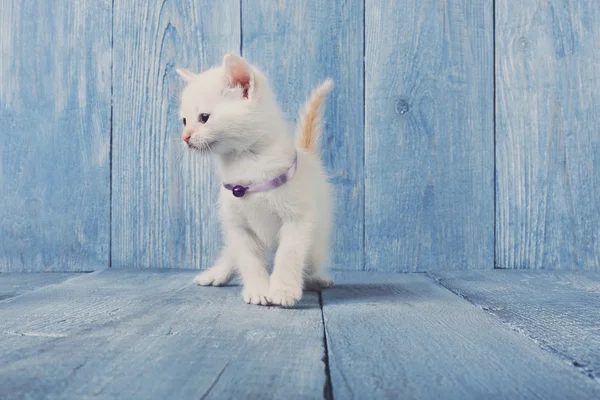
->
[176,53,275,155]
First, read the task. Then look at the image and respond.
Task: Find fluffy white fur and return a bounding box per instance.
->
[176,53,334,307]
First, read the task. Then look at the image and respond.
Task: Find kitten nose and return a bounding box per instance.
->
[182,133,191,143]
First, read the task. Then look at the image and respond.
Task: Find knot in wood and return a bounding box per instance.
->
[395,99,410,115]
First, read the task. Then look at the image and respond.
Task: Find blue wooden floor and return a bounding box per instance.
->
[1,270,599,400]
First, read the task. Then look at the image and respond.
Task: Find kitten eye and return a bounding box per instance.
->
[182,117,186,127]
[198,113,210,124]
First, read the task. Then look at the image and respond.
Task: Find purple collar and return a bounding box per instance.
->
[224,153,298,198]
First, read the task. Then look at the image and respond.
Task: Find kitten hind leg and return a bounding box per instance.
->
[304,253,333,291]
[194,251,235,286]
[304,228,333,290]
[305,273,333,290]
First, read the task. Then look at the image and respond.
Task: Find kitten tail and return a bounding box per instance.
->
[296,79,334,154]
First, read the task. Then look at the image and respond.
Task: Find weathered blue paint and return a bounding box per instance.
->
[322,271,600,399]
[0,270,326,399]
[1,2,599,272]
[241,0,365,271]
[3,270,600,398]
[0,1,112,271]
[496,0,600,271]
[364,0,495,272]
[110,0,239,269]
[0,273,83,302]
[431,270,600,381]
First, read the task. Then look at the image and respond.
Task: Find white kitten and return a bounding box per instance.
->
[176,53,334,307]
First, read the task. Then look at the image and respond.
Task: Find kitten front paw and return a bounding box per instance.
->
[242,287,270,306]
[194,269,229,286]
[268,285,302,307]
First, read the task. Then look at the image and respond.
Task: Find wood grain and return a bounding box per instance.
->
[364,1,494,271]
[111,0,239,269]
[0,1,111,271]
[0,270,326,399]
[432,269,600,381]
[241,0,364,270]
[322,271,600,399]
[0,273,83,302]
[496,0,600,270]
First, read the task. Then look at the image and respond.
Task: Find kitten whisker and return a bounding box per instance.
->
[206,141,214,154]
[168,137,190,177]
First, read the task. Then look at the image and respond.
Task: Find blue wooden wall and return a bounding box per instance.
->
[1,1,598,272]
[0,1,111,272]
[495,0,600,270]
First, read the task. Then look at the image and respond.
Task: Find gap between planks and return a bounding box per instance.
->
[318,291,334,400]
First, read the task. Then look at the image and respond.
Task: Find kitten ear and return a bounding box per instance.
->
[222,53,254,98]
[176,67,196,83]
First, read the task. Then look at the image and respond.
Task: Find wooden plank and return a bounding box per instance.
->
[111,0,240,269]
[431,270,600,381]
[0,273,83,302]
[322,271,600,399]
[0,1,111,271]
[496,1,600,270]
[0,270,326,399]
[241,0,364,270]
[364,1,494,271]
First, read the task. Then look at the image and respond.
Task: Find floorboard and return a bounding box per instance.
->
[431,269,600,382]
[0,273,83,302]
[0,270,326,400]
[322,271,600,399]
